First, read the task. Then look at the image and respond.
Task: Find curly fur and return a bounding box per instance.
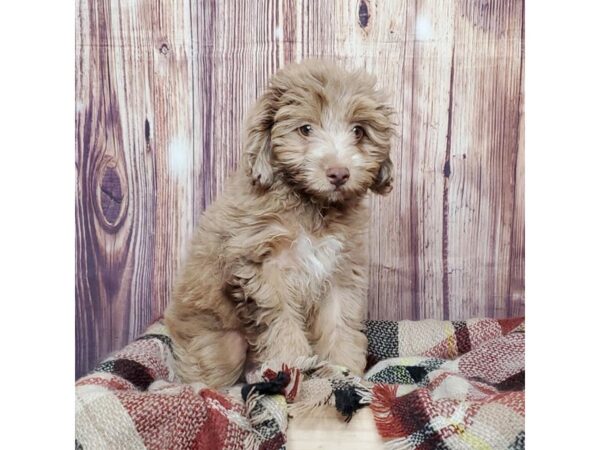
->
[164,60,395,387]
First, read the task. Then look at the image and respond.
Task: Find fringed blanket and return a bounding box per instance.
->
[76,318,524,449]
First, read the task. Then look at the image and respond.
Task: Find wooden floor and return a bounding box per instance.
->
[288,408,384,450]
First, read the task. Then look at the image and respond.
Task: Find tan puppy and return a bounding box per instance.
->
[165,60,395,387]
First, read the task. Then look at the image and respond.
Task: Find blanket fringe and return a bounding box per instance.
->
[287,395,332,417]
[246,355,323,383]
[357,383,374,404]
[334,385,363,422]
[241,370,290,401]
[244,390,288,450]
[369,384,406,438]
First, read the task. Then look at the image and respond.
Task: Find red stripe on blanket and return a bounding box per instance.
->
[370,385,448,448]
[498,317,524,335]
[370,384,403,437]
[115,385,246,449]
[370,385,427,437]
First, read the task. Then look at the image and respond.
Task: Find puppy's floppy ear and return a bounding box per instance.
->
[243,91,276,189]
[368,100,396,195]
[370,157,394,195]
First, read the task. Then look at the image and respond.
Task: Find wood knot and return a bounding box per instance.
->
[93,161,128,233]
[443,160,452,178]
[144,119,151,142]
[159,43,170,55]
[144,118,152,152]
[358,0,370,29]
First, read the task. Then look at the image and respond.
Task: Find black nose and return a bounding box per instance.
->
[326,167,350,187]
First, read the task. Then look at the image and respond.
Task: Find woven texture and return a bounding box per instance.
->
[365,318,525,449]
[75,318,524,449]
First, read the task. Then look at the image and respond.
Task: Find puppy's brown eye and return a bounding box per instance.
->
[299,124,312,137]
[352,126,365,141]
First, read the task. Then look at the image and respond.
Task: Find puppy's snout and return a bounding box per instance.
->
[326,167,350,187]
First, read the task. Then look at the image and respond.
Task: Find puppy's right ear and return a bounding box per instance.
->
[243,91,276,189]
[370,157,394,195]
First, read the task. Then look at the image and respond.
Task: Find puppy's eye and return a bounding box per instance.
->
[352,125,365,141]
[298,124,312,137]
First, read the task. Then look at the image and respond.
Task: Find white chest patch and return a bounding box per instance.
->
[273,231,343,285]
[291,232,343,281]
[262,230,345,309]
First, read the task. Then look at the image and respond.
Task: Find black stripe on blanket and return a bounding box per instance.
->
[508,431,525,450]
[365,320,399,362]
[496,370,525,392]
[95,358,154,391]
[241,371,290,401]
[136,333,174,354]
[405,366,428,383]
[452,320,472,354]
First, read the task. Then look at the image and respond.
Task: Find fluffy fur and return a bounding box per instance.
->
[165,60,395,387]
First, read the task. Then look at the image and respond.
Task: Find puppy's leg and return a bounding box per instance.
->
[309,282,368,375]
[231,261,313,365]
[172,329,247,387]
[165,300,247,387]
[255,311,313,363]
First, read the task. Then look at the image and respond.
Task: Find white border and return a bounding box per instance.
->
[0,1,74,446]
[1,0,599,446]
[527,1,600,448]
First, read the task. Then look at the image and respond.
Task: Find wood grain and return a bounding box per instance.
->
[445,0,523,319]
[76,0,525,377]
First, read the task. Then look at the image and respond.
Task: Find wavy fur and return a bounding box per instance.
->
[165,60,395,387]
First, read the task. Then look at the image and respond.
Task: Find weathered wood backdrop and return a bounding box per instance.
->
[76,0,524,377]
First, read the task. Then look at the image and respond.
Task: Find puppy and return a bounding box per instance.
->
[165,60,395,387]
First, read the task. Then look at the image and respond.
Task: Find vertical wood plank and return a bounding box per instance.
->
[148,0,195,319]
[366,0,414,321]
[336,0,414,320]
[331,1,456,321]
[106,0,157,342]
[299,0,336,59]
[509,33,525,317]
[76,0,156,377]
[189,0,285,211]
[396,0,456,321]
[446,0,523,318]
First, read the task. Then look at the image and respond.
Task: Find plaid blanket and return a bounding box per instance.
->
[76,317,524,449]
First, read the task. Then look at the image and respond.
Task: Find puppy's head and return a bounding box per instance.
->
[243,60,395,204]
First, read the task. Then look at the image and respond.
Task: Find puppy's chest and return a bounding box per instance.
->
[270,230,344,292]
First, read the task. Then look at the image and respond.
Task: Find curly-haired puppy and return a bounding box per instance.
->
[165,60,395,387]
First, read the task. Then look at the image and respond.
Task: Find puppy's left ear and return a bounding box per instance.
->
[368,100,396,195]
[243,91,276,189]
[370,157,394,195]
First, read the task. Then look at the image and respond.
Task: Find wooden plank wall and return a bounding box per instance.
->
[76,0,524,377]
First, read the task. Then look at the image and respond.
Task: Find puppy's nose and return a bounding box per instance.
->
[326,167,350,187]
